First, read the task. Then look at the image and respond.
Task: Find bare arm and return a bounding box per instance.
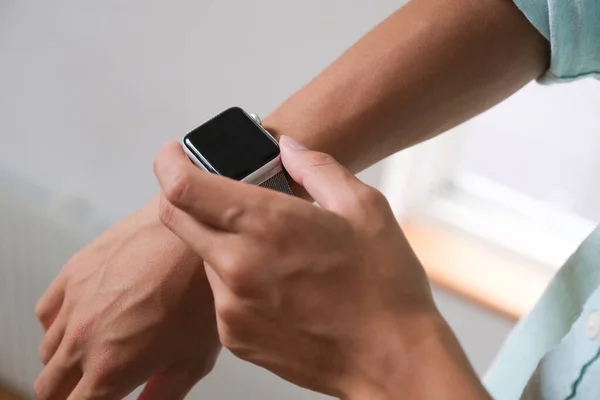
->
[36,1,547,398]
[266,0,548,173]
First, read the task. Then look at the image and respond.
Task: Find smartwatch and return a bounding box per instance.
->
[182,107,294,195]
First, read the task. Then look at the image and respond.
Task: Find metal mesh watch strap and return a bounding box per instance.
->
[249,112,294,195]
[259,170,294,195]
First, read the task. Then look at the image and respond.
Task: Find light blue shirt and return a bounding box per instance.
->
[485,228,600,398]
[512,0,600,83]
[484,2,600,397]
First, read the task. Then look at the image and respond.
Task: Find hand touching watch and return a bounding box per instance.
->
[154,137,490,400]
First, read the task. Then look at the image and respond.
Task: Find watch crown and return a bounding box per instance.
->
[249,113,262,126]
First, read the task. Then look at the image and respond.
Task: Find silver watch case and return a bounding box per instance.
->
[181,108,283,186]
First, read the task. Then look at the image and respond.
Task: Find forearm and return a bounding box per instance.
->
[143,0,548,353]
[345,314,491,400]
[399,318,491,400]
[265,0,548,173]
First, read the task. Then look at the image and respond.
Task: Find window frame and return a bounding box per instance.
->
[378,123,597,318]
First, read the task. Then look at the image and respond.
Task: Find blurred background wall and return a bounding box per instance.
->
[1,1,517,398]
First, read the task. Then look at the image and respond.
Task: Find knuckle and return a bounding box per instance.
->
[227,343,252,361]
[265,202,291,230]
[89,364,114,388]
[225,270,254,297]
[218,328,236,352]
[163,168,192,206]
[158,196,177,227]
[34,378,49,400]
[355,188,394,235]
[221,205,247,231]
[217,323,249,359]
[217,251,245,276]
[218,254,260,296]
[34,354,75,399]
[63,320,91,352]
[354,185,388,211]
[35,300,50,323]
[62,335,83,356]
[33,378,45,399]
[247,220,271,241]
[76,388,98,400]
[72,319,91,338]
[215,296,244,327]
[86,350,124,390]
[306,151,337,169]
[38,341,52,365]
[62,341,79,361]
[250,202,287,240]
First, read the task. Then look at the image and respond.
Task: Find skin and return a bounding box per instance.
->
[264,0,548,173]
[35,199,220,400]
[154,138,492,399]
[35,0,548,398]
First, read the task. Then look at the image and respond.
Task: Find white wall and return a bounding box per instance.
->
[0,1,515,398]
[0,0,403,223]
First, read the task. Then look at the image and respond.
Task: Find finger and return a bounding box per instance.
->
[137,364,202,400]
[154,141,272,232]
[70,358,164,400]
[163,197,273,293]
[280,135,367,213]
[36,272,68,331]
[65,376,94,400]
[34,349,82,400]
[204,263,235,310]
[66,374,142,400]
[39,309,68,365]
[158,194,230,265]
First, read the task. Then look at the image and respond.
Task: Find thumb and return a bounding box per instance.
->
[137,364,202,400]
[280,135,366,212]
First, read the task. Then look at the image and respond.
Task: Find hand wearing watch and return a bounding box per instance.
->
[182,107,294,195]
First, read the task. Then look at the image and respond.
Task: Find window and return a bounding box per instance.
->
[381,79,600,318]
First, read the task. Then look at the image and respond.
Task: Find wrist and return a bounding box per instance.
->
[141,194,205,265]
[341,311,490,400]
[262,117,311,201]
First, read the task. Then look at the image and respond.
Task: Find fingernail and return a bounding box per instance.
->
[281,135,307,150]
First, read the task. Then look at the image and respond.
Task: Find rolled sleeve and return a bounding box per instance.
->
[513,0,600,83]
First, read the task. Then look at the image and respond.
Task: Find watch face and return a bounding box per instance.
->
[183,107,280,180]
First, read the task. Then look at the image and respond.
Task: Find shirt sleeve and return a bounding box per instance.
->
[513,0,600,83]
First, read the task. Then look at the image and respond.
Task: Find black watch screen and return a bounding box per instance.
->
[183,107,280,180]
